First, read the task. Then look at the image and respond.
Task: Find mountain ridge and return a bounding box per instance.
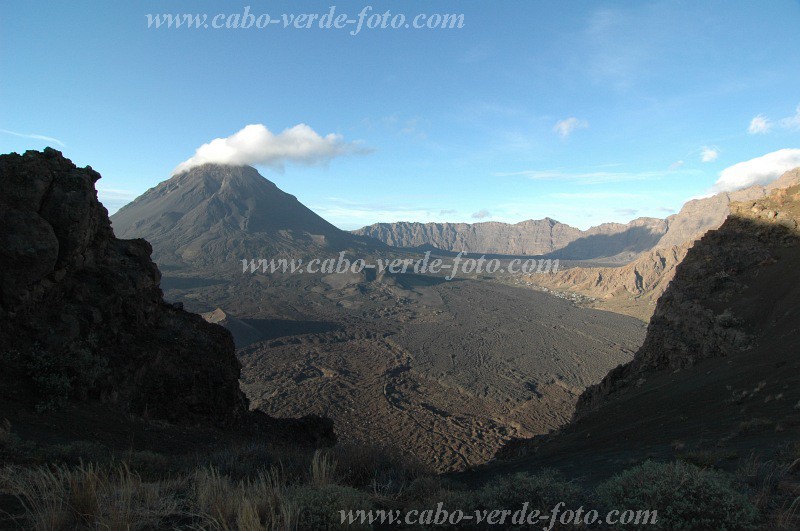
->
[353,216,668,259]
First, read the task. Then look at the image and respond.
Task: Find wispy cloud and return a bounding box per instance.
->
[471,209,492,219]
[748,105,800,135]
[700,146,719,162]
[312,196,452,229]
[780,105,800,130]
[494,168,672,185]
[748,114,772,134]
[713,148,800,192]
[585,8,650,90]
[548,191,644,200]
[668,160,685,170]
[553,117,589,138]
[614,208,638,216]
[0,128,65,147]
[173,123,371,175]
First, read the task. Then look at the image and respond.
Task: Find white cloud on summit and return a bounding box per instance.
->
[173,123,370,175]
[713,148,800,192]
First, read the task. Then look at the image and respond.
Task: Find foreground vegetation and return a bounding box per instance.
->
[1,419,798,529]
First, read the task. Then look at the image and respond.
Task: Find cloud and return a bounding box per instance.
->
[747,106,800,135]
[439,209,457,215]
[748,114,773,134]
[614,208,638,216]
[495,168,675,185]
[713,148,800,192]
[700,146,719,162]
[548,192,643,199]
[553,117,589,138]
[0,128,65,147]
[173,123,370,175]
[668,160,685,170]
[780,106,800,130]
[657,207,676,214]
[471,209,491,219]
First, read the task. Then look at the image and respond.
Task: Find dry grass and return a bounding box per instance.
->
[0,418,11,447]
[309,450,337,487]
[0,439,437,529]
[0,463,181,529]
[193,465,299,530]
[776,495,800,529]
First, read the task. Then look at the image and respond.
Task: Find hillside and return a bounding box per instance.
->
[522,244,689,321]
[481,184,800,490]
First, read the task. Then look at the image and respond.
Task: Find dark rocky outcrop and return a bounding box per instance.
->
[0,149,334,445]
[0,149,247,424]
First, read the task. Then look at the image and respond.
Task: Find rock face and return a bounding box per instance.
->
[111,163,373,268]
[354,217,668,259]
[656,169,800,249]
[0,149,246,426]
[574,183,800,418]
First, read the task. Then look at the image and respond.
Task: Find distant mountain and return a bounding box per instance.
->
[111,164,375,268]
[353,217,668,259]
[522,169,800,320]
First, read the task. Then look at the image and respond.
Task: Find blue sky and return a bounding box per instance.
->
[2,1,800,230]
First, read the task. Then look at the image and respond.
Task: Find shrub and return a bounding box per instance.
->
[476,470,586,512]
[331,442,431,498]
[290,484,373,529]
[1,344,107,412]
[597,460,760,530]
[0,418,11,448]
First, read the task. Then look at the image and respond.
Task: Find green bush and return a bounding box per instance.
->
[476,470,586,512]
[290,484,374,529]
[2,344,107,411]
[596,460,760,530]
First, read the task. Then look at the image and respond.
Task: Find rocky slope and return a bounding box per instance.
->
[354,217,667,259]
[111,163,376,268]
[479,184,800,487]
[524,244,689,320]
[576,183,800,417]
[0,149,333,444]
